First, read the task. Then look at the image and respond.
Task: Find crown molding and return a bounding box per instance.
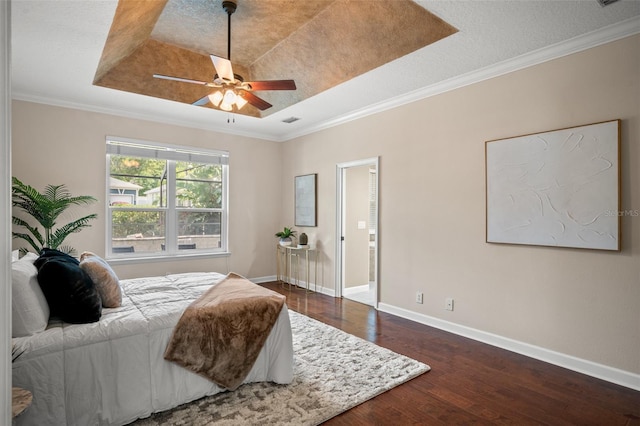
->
[11,93,280,142]
[282,15,640,142]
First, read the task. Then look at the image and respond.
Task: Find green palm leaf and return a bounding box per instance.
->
[49,214,98,247]
[12,177,97,255]
[12,216,45,246]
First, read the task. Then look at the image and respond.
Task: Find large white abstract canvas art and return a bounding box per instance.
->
[485,120,620,251]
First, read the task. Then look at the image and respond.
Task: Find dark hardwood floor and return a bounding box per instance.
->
[261,282,640,425]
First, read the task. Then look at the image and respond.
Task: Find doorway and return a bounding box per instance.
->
[336,157,378,308]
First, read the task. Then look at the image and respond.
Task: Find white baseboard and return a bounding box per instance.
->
[316,285,335,297]
[250,275,335,296]
[250,275,276,284]
[378,303,640,391]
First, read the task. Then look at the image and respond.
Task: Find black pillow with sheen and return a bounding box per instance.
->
[34,248,80,268]
[36,252,102,324]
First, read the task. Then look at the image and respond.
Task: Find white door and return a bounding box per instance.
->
[336,158,378,308]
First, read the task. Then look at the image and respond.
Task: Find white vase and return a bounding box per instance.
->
[279,238,292,246]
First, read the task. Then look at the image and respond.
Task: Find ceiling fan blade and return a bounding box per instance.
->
[153,74,209,85]
[210,55,234,82]
[239,91,272,111]
[154,74,220,88]
[192,95,210,106]
[245,80,296,91]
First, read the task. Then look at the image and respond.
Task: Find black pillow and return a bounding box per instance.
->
[36,253,102,324]
[34,248,79,268]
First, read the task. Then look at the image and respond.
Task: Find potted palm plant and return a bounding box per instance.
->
[12,177,98,256]
[275,226,296,246]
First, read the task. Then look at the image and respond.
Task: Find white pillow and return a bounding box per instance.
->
[12,252,50,337]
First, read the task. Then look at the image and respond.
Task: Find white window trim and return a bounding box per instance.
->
[105,136,229,263]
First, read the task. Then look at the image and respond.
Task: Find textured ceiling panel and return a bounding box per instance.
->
[152,0,335,64]
[94,0,168,83]
[93,0,457,118]
[250,0,457,110]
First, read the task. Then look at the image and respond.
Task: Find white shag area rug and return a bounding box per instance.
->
[130,310,430,425]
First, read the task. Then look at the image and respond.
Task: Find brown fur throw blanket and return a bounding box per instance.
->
[164,273,286,390]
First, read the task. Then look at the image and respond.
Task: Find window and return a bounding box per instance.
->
[106,137,228,259]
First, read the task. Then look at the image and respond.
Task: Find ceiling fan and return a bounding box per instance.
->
[153,0,296,112]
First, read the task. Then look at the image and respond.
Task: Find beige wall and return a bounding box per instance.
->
[11,101,283,280]
[280,35,640,374]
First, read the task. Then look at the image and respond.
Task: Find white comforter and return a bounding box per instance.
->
[12,272,294,426]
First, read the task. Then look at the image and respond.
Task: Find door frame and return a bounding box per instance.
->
[335,157,379,308]
[1,2,11,422]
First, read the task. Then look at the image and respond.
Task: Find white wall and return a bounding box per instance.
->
[11,101,283,280]
[280,35,640,384]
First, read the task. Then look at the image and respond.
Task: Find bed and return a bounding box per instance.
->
[11,268,294,426]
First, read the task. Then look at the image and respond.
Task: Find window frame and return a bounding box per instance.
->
[105,136,229,263]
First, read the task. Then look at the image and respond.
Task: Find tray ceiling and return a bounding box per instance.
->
[93,0,457,118]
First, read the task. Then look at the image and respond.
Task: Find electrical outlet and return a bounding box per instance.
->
[445,298,454,311]
[416,292,423,304]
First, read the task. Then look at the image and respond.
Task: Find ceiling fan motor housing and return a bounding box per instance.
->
[222,0,237,15]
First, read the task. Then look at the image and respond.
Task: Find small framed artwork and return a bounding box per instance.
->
[295,174,317,227]
[485,119,620,251]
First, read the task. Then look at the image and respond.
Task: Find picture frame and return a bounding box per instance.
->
[295,173,317,227]
[485,120,620,251]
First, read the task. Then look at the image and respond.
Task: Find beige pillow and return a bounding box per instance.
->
[79,252,122,308]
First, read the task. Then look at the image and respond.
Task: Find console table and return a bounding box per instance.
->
[276,245,318,292]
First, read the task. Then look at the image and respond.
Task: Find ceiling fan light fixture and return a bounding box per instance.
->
[208,91,223,107]
[235,94,248,110]
[223,89,237,105]
[209,89,248,111]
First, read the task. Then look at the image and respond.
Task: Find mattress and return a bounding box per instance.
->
[12,272,294,426]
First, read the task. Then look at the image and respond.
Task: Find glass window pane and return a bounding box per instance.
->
[177,211,221,250]
[176,162,222,209]
[106,138,228,258]
[110,155,168,208]
[111,210,165,254]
